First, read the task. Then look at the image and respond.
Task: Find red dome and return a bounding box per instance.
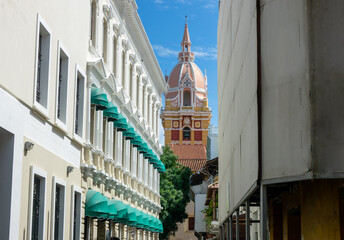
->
[166,62,207,99]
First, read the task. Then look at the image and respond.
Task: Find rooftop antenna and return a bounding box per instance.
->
[185,15,187,24]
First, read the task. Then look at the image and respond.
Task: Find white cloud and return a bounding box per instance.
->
[193,46,217,60]
[154,0,164,3]
[153,44,217,60]
[152,45,179,57]
[176,0,192,4]
[203,3,216,9]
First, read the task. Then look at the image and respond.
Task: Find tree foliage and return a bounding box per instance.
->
[159,145,192,240]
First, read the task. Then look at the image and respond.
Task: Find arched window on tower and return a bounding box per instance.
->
[183,90,191,106]
[183,127,191,141]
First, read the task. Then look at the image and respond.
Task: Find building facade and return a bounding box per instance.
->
[161,21,212,240]
[206,125,218,160]
[218,0,344,239]
[0,0,167,239]
[161,20,212,156]
[81,0,167,239]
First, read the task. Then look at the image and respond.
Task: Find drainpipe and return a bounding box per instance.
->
[256,1,268,239]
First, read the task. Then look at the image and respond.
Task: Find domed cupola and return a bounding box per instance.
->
[165,18,208,109]
[161,18,212,149]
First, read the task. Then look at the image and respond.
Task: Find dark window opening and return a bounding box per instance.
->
[183,127,191,141]
[32,177,41,240]
[188,217,195,231]
[36,34,42,103]
[183,90,191,106]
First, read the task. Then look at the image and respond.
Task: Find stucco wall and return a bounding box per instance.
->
[217,0,259,222]
[260,0,311,180]
[309,0,344,176]
[0,0,89,135]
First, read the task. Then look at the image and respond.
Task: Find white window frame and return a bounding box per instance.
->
[70,185,82,240]
[51,177,66,240]
[33,14,52,117]
[27,166,47,240]
[73,65,86,143]
[55,41,70,132]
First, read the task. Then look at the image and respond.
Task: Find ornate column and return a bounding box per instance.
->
[153,102,157,135]
[148,91,153,128]
[156,108,159,137]
[99,110,104,152]
[124,47,130,94]
[115,131,123,169]
[121,40,129,90]
[131,146,137,179]
[153,169,157,193]
[107,121,113,157]
[114,35,122,81]
[138,153,143,183]
[95,110,101,149]
[144,157,148,187]
[130,56,138,100]
[143,84,148,121]
[86,82,92,144]
[158,174,160,195]
[149,164,153,191]
[134,66,142,108]
[138,75,143,114]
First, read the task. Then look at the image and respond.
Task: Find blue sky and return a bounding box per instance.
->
[137,0,219,128]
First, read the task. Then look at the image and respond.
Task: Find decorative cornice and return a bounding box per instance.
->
[80,163,97,180]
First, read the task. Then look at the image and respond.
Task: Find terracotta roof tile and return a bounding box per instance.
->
[170,144,207,160]
[176,159,207,172]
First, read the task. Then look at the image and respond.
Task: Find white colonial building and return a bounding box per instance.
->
[81,0,167,239]
[0,0,167,239]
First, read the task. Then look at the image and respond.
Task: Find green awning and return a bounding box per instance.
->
[111,199,128,223]
[149,155,159,165]
[142,213,150,230]
[153,161,163,169]
[158,164,166,173]
[157,220,163,233]
[91,87,108,110]
[131,133,142,147]
[127,205,138,226]
[106,198,117,219]
[130,133,143,148]
[123,124,136,140]
[137,142,149,154]
[103,102,119,122]
[135,209,145,229]
[153,218,160,232]
[144,148,154,159]
[113,113,128,132]
[148,215,156,231]
[85,190,109,219]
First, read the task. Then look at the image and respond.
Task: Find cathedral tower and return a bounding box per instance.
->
[161,20,212,166]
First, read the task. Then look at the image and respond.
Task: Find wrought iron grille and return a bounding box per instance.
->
[75,78,80,134]
[57,57,62,119]
[32,177,40,240]
[36,34,42,103]
[54,186,61,240]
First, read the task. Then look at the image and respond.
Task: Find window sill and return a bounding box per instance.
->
[54,118,68,135]
[32,101,49,120]
[72,133,84,147]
